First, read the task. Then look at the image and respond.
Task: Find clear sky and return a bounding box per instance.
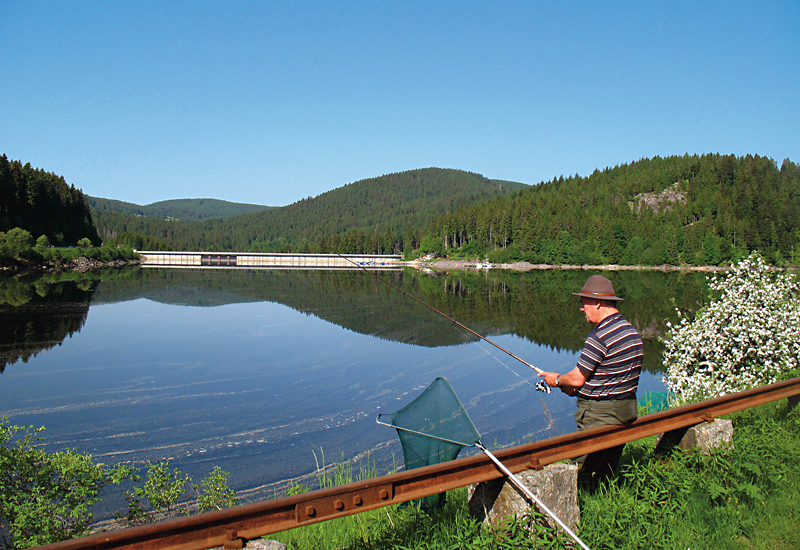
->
[2,1,798,207]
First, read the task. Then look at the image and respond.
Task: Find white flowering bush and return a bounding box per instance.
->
[663,253,800,405]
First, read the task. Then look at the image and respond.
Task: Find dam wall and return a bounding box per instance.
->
[138,251,403,269]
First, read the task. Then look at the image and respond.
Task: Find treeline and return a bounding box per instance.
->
[10,152,798,266]
[87,196,271,221]
[0,154,99,246]
[91,168,526,253]
[419,154,800,266]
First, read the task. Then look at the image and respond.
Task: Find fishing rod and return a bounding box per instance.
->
[337,254,552,392]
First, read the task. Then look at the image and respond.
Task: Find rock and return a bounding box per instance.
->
[208,539,287,550]
[655,419,734,455]
[245,540,287,550]
[467,463,579,532]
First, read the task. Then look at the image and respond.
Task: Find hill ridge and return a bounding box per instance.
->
[92,167,528,251]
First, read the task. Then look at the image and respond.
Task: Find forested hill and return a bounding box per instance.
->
[0,154,99,245]
[420,154,800,266]
[92,168,527,252]
[87,196,272,221]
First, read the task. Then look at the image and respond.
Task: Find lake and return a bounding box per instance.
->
[0,266,709,513]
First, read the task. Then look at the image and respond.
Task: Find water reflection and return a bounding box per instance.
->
[0,267,709,511]
[0,274,97,372]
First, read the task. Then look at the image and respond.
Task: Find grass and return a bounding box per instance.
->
[270,398,800,550]
[579,398,800,550]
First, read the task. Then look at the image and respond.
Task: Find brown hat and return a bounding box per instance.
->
[572,275,623,301]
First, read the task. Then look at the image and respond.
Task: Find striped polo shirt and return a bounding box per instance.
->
[576,312,643,400]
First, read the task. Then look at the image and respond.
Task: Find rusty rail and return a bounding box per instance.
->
[38,377,800,550]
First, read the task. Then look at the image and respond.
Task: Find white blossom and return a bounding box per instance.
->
[662,253,800,405]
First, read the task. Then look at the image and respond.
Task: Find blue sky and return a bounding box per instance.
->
[2,1,798,207]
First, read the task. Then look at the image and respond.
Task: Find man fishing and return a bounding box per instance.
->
[538,274,643,485]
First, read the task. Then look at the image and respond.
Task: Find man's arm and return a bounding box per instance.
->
[539,367,588,394]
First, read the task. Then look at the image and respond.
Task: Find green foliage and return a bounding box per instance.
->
[0,227,138,266]
[488,244,523,264]
[122,460,191,525]
[422,154,800,266]
[0,418,134,548]
[106,232,171,251]
[275,485,572,550]
[0,417,237,547]
[275,449,572,549]
[417,235,444,256]
[196,466,237,513]
[119,461,238,526]
[0,229,38,261]
[34,235,50,250]
[0,155,99,246]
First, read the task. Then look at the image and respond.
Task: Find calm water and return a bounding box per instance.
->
[0,267,707,510]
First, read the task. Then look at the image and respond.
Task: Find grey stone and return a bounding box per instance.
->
[657,419,734,455]
[467,463,579,532]
[693,418,734,452]
[245,540,287,550]
[207,539,286,550]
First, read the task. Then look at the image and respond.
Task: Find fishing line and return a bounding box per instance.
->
[335,254,551,393]
[450,323,538,391]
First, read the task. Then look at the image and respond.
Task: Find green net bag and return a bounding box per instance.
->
[379,377,481,508]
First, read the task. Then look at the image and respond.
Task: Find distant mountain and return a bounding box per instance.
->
[91,168,529,251]
[87,196,272,221]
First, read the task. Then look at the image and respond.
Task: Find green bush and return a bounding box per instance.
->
[488,244,523,264]
[0,418,134,548]
[0,418,236,547]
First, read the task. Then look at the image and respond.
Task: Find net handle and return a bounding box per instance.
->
[476,443,591,550]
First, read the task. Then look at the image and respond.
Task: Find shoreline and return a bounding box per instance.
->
[406,258,734,272]
[0,257,140,274]
[5,255,795,275]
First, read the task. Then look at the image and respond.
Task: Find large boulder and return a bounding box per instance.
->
[655,418,734,455]
[467,463,579,532]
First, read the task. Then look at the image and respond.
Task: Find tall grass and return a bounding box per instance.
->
[271,399,800,549]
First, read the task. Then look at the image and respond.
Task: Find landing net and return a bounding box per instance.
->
[377,377,480,507]
[377,377,591,549]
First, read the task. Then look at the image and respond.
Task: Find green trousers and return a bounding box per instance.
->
[574,397,637,484]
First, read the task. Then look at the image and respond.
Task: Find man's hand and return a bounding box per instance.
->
[540,366,588,391]
[538,372,559,387]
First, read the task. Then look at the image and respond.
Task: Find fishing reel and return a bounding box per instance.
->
[535,379,551,394]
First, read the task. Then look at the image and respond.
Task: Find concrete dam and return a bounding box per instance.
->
[137,251,403,269]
